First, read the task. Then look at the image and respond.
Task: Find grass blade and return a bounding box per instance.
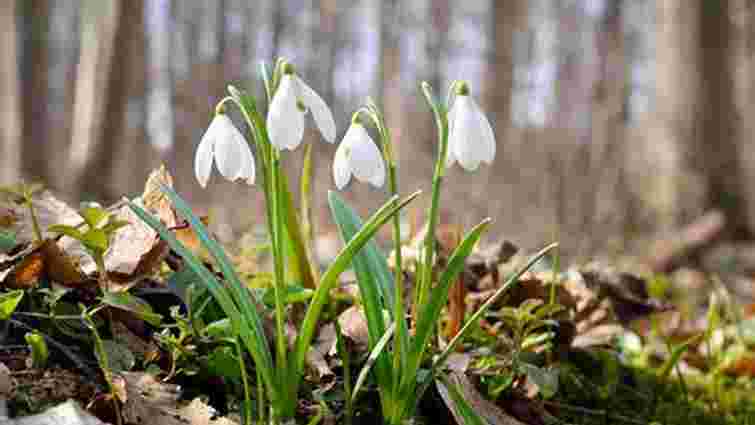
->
[128,196,278,405]
[399,242,558,419]
[278,168,317,289]
[293,190,420,375]
[436,242,558,367]
[329,192,401,390]
[154,185,271,360]
[352,323,396,403]
[436,374,487,425]
[400,218,491,394]
[300,143,319,282]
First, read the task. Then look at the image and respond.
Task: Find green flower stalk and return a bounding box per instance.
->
[336,100,409,415]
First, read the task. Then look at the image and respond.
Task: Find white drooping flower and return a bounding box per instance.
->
[194,114,256,188]
[333,121,385,190]
[267,64,336,150]
[446,83,496,171]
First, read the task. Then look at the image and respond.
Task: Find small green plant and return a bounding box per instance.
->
[48,204,129,291]
[0,182,45,243]
[81,303,123,425]
[494,300,564,370]
[24,331,49,368]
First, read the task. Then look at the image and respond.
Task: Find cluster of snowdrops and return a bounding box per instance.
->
[128,58,554,425]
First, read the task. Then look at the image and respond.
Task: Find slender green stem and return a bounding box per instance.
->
[235,339,253,424]
[24,192,43,243]
[417,82,449,319]
[85,310,123,425]
[269,151,289,395]
[360,102,407,414]
[256,367,266,424]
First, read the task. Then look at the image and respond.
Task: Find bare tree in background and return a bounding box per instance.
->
[66,0,121,198]
[643,0,704,231]
[695,0,749,238]
[736,0,755,234]
[0,1,21,186]
[19,0,50,185]
[103,0,154,201]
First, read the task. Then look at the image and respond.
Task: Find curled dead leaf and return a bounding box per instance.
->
[5,250,45,289]
[337,306,370,352]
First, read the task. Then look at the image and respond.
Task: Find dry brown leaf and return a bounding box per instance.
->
[4,190,81,245]
[121,372,238,425]
[142,165,176,227]
[722,353,755,378]
[314,323,338,358]
[2,239,88,288]
[337,306,370,352]
[0,362,13,397]
[173,216,211,257]
[436,372,527,425]
[5,400,106,425]
[40,239,86,286]
[571,324,626,349]
[103,167,177,288]
[10,368,96,406]
[0,206,17,227]
[111,321,160,361]
[5,249,45,289]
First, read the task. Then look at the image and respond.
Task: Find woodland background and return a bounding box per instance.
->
[1,0,754,257]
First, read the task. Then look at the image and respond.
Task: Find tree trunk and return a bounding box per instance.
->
[106,0,154,200]
[66,0,121,198]
[19,0,50,184]
[696,0,748,237]
[641,0,704,231]
[0,1,22,185]
[587,0,631,250]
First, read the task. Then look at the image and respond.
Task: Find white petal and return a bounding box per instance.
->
[194,118,218,188]
[267,75,305,150]
[238,132,256,185]
[296,76,336,143]
[471,97,496,163]
[450,96,484,171]
[347,124,385,188]
[444,146,457,168]
[445,102,459,168]
[368,158,386,188]
[333,139,352,190]
[214,115,250,182]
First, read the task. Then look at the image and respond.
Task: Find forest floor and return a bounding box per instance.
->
[0,169,754,425]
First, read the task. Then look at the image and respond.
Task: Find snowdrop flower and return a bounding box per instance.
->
[194,113,255,188]
[333,116,385,190]
[446,82,496,171]
[267,62,336,150]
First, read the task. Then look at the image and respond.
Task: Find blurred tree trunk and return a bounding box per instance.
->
[646,0,745,237]
[483,0,524,237]
[145,0,174,154]
[645,0,703,231]
[0,0,21,185]
[19,0,50,184]
[75,0,148,201]
[46,1,79,192]
[105,0,153,200]
[66,0,121,198]
[587,0,631,250]
[428,0,449,90]
[484,0,520,138]
[695,0,749,237]
[737,0,755,234]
